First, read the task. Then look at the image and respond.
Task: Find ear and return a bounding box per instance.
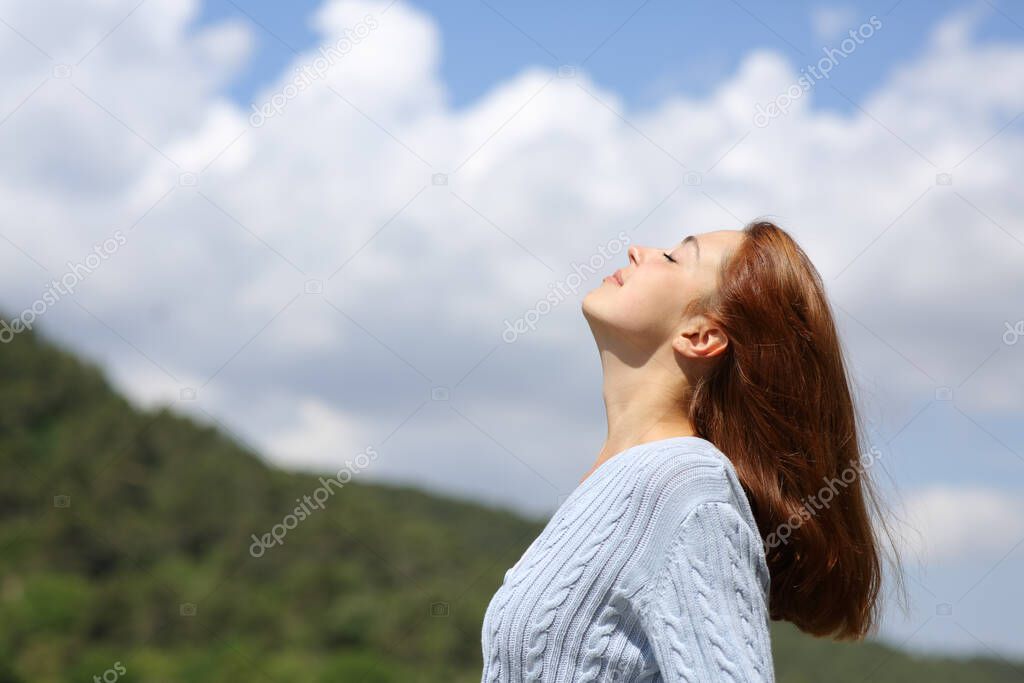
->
[671,316,729,359]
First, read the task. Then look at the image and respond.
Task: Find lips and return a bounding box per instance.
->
[613,270,624,286]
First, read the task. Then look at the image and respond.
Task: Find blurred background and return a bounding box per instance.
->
[1,0,1022,680]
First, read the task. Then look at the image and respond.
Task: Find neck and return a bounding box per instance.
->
[582,333,696,483]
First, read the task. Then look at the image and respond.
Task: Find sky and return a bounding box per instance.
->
[0,0,1022,661]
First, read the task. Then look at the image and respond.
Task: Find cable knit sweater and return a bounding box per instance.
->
[479,435,774,682]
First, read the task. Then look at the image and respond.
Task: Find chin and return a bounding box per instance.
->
[580,291,611,327]
[581,289,600,317]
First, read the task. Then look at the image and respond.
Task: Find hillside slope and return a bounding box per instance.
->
[0,327,1020,682]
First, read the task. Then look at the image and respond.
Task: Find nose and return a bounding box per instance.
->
[628,245,655,265]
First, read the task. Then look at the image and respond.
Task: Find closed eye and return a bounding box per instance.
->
[663,252,677,263]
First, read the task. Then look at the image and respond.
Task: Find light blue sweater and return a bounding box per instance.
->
[480,436,774,682]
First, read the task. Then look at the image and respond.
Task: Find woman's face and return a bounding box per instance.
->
[582,229,744,350]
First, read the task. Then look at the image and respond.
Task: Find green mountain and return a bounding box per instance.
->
[1,327,1021,682]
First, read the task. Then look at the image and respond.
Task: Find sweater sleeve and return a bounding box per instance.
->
[635,500,775,683]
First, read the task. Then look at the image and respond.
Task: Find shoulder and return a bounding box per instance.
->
[627,436,746,517]
[620,437,766,589]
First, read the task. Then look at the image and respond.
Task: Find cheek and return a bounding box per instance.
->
[615,276,683,333]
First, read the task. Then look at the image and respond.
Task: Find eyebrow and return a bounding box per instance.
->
[681,235,700,263]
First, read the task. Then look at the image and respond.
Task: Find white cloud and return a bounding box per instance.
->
[0,0,1020,518]
[1,0,1023,658]
[265,398,367,470]
[898,485,1024,563]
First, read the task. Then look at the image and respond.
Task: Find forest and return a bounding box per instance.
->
[1,326,1021,682]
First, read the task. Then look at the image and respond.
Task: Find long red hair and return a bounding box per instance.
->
[688,220,904,639]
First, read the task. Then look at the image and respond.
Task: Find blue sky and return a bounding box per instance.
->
[1,0,1022,662]
[196,0,1024,112]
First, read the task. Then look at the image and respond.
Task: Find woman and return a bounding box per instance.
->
[479,221,902,682]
